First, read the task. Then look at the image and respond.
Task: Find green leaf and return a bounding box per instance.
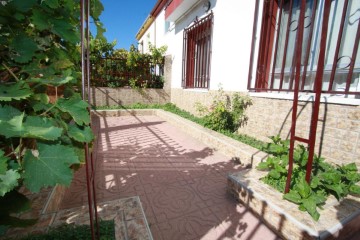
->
[0,106,62,140]
[10,34,38,63]
[68,125,94,143]
[44,0,59,8]
[324,183,345,200]
[29,75,74,87]
[51,19,80,44]
[90,0,105,20]
[310,176,320,189]
[56,97,90,125]
[269,169,281,179]
[0,105,24,138]
[301,198,320,221]
[0,150,8,175]
[341,163,358,172]
[31,9,50,31]
[0,170,20,196]
[22,116,63,140]
[256,161,269,171]
[0,82,32,101]
[349,185,360,195]
[295,178,311,199]
[284,190,302,204]
[23,143,79,192]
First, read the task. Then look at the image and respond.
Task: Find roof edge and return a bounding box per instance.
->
[135,0,167,41]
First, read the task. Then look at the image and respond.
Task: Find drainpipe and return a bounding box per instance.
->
[247,0,260,90]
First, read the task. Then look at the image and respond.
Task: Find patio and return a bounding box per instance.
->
[59,112,279,239]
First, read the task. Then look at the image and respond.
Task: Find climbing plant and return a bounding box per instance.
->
[0,0,105,232]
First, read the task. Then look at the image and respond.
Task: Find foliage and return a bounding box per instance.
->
[0,0,103,231]
[257,136,360,221]
[91,44,167,89]
[19,220,115,240]
[195,87,252,133]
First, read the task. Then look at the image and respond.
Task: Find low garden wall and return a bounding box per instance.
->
[90,87,170,107]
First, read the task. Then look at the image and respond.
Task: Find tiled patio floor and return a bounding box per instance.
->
[60,115,280,240]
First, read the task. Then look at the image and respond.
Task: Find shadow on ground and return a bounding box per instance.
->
[60,115,279,240]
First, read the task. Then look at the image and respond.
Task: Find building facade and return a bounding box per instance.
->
[136,0,360,167]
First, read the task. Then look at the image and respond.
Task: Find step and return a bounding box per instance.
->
[227,169,360,240]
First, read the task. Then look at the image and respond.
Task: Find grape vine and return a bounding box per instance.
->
[0,0,105,231]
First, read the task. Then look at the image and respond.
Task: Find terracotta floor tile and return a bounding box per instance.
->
[59,115,279,239]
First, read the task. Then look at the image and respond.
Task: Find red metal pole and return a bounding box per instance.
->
[305,0,332,183]
[285,0,306,193]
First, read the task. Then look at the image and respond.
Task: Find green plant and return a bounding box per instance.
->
[257,136,360,221]
[196,87,252,133]
[0,0,104,232]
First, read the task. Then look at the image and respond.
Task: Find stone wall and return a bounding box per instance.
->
[171,88,360,167]
[90,87,170,107]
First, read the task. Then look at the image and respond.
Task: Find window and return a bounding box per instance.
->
[182,13,213,89]
[251,0,360,94]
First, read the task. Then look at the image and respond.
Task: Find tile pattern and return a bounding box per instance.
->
[60,115,279,240]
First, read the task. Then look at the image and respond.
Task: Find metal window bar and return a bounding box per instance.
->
[182,12,213,89]
[249,0,360,95]
[80,0,99,239]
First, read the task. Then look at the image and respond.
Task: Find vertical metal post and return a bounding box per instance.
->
[285,0,306,193]
[305,0,332,182]
[81,0,99,239]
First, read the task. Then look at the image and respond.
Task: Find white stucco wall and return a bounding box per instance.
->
[162,0,260,92]
[138,11,168,53]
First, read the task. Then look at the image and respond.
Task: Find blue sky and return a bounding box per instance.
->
[97,0,158,50]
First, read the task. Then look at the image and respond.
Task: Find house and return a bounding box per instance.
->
[136,0,360,167]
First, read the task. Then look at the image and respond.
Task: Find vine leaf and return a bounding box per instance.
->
[29,75,73,87]
[0,82,32,101]
[50,19,80,44]
[31,9,50,31]
[0,170,20,197]
[22,116,63,140]
[0,105,62,140]
[10,34,38,63]
[56,97,90,125]
[68,125,94,143]
[23,143,79,192]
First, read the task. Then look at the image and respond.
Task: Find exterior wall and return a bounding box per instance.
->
[239,97,360,167]
[171,89,360,167]
[138,11,167,53]
[140,0,360,168]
